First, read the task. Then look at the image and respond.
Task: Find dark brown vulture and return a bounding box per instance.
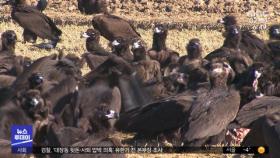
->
[181,62,240,146]
[92,14,141,42]
[0,30,17,54]
[131,39,166,99]
[81,28,110,71]
[110,37,134,62]
[62,97,124,158]
[22,0,49,43]
[81,28,109,56]
[178,38,209,90]
[267,25,280,60]
[147,24,179,69]
[236,96,280,158]
[205,25,253,77]
[4,0,61,49]
[115,90,195,145]
[77,0,108,15]
[218,15,272,64]
[236,96,280,128]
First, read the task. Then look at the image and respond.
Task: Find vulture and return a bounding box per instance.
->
[110,37,134,62]
[205,25,253,77]
[131,39,166,99]
[236,96,280,158]
[92,14,141,42]
[82,0,141,43]
[148,24,180,69]
[267,25,280,60]
[218,15,272,64]
[77,0,107,15]
[181,62,240,146]
[62,98,124,158]
[4,0,62,49]
[179,38,209,90]
[22,0,49,43]
[0,30,17,54]
[115,91,195,144]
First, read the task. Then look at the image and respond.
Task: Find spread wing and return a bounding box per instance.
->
[241,31,269,53]
[83,53,109,71]
[115,93,195,136]
[183,90,240,142]
[236,96,280,127]
[43,77,77,114]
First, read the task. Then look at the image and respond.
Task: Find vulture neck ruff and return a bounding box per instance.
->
[152,31,167,51]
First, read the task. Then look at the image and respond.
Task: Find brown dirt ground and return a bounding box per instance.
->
[1,0,280,29]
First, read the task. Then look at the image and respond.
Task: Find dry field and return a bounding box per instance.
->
[0,21,269,74]
[0,0,277,158]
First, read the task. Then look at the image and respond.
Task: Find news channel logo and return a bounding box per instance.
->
[11,125,33,154]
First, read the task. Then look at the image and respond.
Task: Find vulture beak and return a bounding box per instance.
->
[217,18,225,24]
[256,92,264,98]
[254,70,262,79]
[273,29,280,35]
[154,27,162,33]
[30,98,40,106]
[105,110,119,119]
[112,40,120,46]
[81,32,90,38]
[232,28,239,35]
[132,40,141,49]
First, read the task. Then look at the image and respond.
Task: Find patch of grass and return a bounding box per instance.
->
[1,22,269,60]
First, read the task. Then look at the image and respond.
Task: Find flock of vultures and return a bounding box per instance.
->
[0,0,280,158]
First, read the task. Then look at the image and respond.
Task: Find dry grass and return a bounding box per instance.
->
[0,21,267,158]
[0,22,269,58]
